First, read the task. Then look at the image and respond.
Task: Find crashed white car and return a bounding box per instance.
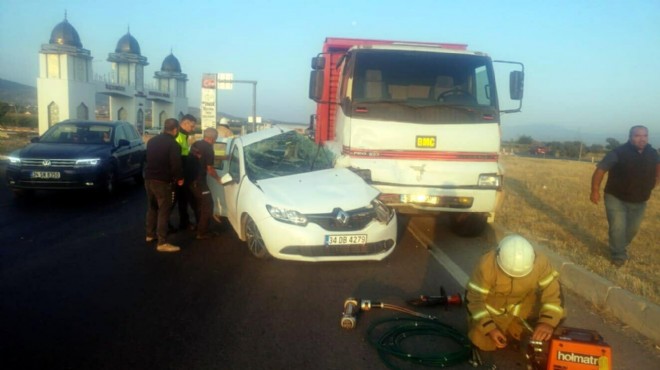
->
[208,128,397,262]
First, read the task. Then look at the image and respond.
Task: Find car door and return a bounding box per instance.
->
[222,142,243,232]
[208,138,233,219]
[113,125,131,177]
[121,124,144,175]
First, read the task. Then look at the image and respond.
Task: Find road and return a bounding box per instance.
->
[1,163,658,370]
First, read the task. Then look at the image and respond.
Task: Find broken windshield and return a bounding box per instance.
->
[244,130,335,181]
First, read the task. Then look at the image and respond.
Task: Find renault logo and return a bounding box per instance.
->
[42,160,51,166]
[335,209,350,225]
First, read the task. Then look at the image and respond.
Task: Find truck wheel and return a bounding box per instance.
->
[245,215,271,259]
[449,213,488,237]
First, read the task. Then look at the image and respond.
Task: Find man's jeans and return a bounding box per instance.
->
[604,193,647,261]
[145,180,174,245]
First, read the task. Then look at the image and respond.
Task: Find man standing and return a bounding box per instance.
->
[466,235,564,352]
[174,114,197,230]
[144,118,184,252]
[188,128,223,240]
[590,125,659,266]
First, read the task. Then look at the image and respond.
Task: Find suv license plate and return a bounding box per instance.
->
[325,234,367,246]
[31,171,61,179]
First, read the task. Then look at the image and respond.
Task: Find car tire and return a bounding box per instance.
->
[449,212,488,237]
[133,162,145,185]
[245,215,271,259]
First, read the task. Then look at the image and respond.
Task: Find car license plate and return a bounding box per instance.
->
[31,171,61,179]
[325,234,367,246]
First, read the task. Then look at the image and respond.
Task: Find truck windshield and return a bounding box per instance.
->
[343,49,498,123]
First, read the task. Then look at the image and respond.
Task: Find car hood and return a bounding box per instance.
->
[17,143,109,159]
[255,168,379,213]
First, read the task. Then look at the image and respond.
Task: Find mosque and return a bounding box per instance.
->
[37,14,189,135]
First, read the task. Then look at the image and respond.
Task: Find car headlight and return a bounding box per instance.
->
[372,199,394,224]
[75,158,101,167]
[8,156,21,166]
[478,173,502,189]
[266,205,308,226]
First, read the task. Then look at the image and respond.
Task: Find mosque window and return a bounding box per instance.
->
[159,111,167,125]
[74,59,87,82]
[48,102,59,126]
[77,103,89,119]
[47,54,60,78]
[118,64,129,85]
[160,79,169,92]
[118,107,127,121]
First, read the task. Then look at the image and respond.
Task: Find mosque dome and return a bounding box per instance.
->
[115,32,141,55]
[161,53,182,73]
[49,18,82,48]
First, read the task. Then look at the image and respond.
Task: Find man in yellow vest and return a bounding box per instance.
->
[466,235,564,353]
[174,114,197,230]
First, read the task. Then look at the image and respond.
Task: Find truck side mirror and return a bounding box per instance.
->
[510,70,524,100]
[311,56,326,70]
[309,70,324,102]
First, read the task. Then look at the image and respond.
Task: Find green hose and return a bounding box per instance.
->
[366,316,472,369]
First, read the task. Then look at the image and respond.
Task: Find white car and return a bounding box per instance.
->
[208,127,397,262]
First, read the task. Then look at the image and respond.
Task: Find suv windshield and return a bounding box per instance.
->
[41,123,113,144]
[244,131,334,181]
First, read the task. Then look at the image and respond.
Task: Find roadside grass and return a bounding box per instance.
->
[498,155,659,305]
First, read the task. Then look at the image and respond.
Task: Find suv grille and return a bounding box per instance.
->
[20,159,77,168]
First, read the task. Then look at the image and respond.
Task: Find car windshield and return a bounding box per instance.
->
[244,131,335,181]
[40,123,113,144]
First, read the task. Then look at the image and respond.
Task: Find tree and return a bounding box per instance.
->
[517,135,533,145]
[0,101,10,119]
[605,138,620,151]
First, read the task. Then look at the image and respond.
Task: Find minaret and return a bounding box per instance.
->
[106,28,148,134]
[37,13,95,134]
[151,51,188,128]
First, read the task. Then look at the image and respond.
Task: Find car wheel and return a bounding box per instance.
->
[449,212,488,237]
[245,215,271,259]
[133,161,145,185]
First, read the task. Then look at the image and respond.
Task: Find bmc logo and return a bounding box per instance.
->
[556,351,600,365]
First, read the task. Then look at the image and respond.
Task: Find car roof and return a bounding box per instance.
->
[237,126,292,147]
[57,120,128,127]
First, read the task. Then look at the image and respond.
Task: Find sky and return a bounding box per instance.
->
[1,0,659,143]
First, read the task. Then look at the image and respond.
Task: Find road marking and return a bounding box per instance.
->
[407,222,470,287]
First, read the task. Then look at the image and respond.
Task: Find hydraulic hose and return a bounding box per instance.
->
[366,316,472,369]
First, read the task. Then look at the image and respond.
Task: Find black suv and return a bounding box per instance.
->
[6,120,146,196]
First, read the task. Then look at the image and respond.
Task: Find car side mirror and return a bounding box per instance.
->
[30,137,40,143]
[220,172,234,185]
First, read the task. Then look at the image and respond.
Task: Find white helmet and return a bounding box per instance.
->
[496,235,535,277]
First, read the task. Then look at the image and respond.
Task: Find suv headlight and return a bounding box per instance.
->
[372,199,394,224]
[266,205,308,226]
[75,158,101,167]
[8,156,21,166]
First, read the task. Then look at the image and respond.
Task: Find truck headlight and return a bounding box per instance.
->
[266,205,308,226]
[478,173,502,189]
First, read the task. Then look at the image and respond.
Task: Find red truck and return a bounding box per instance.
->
[308,37,524,236]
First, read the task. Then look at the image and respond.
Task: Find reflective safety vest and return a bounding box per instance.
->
[175,131,191,156]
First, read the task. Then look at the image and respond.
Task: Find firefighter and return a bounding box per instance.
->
[466,234,564,351]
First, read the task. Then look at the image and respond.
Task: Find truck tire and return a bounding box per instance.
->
[449,212,488,237]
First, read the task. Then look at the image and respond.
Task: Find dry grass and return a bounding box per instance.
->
[497,155,659,305]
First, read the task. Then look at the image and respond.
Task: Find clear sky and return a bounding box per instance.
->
[1,0,659,142]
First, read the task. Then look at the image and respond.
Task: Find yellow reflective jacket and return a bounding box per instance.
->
[175,130,191,156]
[466,249,564,341]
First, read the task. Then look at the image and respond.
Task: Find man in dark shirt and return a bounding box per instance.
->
[590,125,660,266]
[145,118,184,252]
[188,128,222,240]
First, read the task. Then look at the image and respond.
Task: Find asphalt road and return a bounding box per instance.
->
[1,163,658,370]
